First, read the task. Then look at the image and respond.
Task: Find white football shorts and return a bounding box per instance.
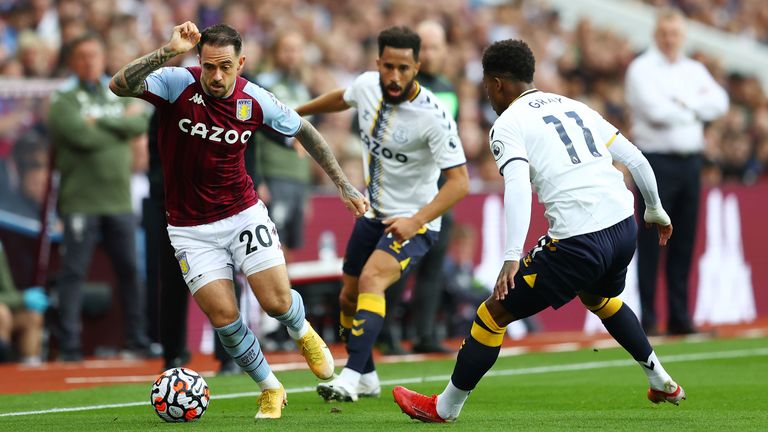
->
[167,201,285,294]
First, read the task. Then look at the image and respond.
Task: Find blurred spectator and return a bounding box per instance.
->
[0,129,50,219]
[0,0,766,360]
[625,8,728,336]
[251,29,314,353]
[47,32,151,361]
[2,0,765,188]
[644,0,768,44]
[0,240,48,364]
[143,111,190,371]
[393,20,459,354]
[253,29,313,263]
[440,223,487,337]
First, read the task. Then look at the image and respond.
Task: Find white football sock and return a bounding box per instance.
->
[639,351,673,390]
[338,367,362,387]
[436,379,470,420]
[286,319,309,339]
[257,371,282,391]
[360,370,379,386]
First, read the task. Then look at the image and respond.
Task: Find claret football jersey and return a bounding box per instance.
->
[343,71,466,231]
[140,66,301,226]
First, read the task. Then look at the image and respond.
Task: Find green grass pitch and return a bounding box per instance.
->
[1,336,766,431]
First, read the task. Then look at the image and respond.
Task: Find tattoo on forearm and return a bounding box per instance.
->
[296,118,349,188]
[112,46,176,96]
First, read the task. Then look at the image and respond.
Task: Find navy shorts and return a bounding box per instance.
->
[501,216,637,318]
[342,217,439,277]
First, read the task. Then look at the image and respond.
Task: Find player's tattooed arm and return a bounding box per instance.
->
[295,118,369,216]
[110,46,177,96]
[110,21,201,97]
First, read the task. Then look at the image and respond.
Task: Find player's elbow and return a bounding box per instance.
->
[456,173,470,198]
[108,78,122,96]
[446,165,470,199]
[109,77,130,97]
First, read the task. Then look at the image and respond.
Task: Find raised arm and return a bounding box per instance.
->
[294,118,369,216]
[109,21,201,97]
[295,89,349,117]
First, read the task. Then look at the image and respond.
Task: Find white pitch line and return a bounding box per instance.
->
[2,346,767,418]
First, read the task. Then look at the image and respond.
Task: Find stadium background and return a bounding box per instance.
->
[0,0,766,358]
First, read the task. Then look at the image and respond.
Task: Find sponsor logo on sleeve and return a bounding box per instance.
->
[447,136,461,153]
[491,140,504,160]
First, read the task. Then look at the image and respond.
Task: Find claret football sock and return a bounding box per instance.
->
[215,315,279,390]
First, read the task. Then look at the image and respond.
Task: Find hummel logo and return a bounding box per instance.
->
[642,360,656,371]
[189,93,205,106]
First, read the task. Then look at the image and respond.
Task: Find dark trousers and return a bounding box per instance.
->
[636,153,701,331]
[57,213,148,353]
[144,197,188,365]
[144,197,236,367]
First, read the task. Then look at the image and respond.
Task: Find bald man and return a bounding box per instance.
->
[625,8,728,336]
[385,20,460,354]
[416,20,458,118]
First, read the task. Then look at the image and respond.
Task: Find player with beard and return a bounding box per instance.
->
[109,22,368,419]
[296,26,469,402]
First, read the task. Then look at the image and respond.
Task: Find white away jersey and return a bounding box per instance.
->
[344,71,466,231]
[491,89,634,239]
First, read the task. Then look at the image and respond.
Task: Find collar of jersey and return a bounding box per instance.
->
[407,80,421,102]
[510,88,540,106]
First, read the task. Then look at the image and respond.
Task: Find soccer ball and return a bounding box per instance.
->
[150,367,210,422]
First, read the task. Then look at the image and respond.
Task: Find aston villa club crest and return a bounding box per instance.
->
[177,252,189,275]
[236,99,252,121]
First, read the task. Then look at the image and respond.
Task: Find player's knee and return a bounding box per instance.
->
[17,310,44,328]
[29,311,44,327]
[205,305,241,328]
[261,293,292,317]
[0,304,11,335]
[358,269,391,294]
[580,294,623,320]
[469,302,507,347]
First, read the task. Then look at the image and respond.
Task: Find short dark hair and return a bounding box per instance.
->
[377,26,420,60]
[198,24,242,55]
[65,31,104,61]
[482,39,535,83]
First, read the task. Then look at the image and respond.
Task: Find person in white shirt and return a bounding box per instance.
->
[625,8,728,336]
[296,26,469,403]
[393,39,685,423]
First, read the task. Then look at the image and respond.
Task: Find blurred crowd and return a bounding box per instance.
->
[645,0,768,45]
[0,0,767,361]
[1,0,767,204]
